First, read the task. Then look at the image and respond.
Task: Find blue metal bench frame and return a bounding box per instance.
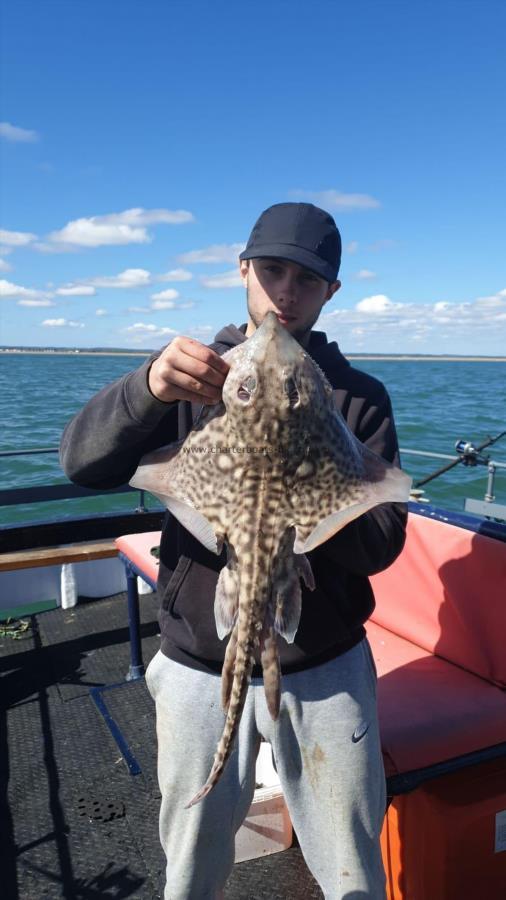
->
[118,551,158,681]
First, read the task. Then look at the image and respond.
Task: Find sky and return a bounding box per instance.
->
[1,0,505,355]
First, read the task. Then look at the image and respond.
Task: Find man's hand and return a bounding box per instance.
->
[148,336,230,405]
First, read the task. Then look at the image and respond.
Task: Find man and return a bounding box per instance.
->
[60,202,407,899]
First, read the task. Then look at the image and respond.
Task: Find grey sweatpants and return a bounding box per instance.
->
[145,639,387,900]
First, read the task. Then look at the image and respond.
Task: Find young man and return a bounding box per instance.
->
[60,203,407,900]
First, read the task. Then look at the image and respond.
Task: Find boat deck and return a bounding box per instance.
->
[1,590,323,899]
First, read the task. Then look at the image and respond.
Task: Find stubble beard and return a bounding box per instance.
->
[246,287,316,348]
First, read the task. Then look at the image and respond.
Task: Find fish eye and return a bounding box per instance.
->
[284,377,300,408]
[237,375,257,402]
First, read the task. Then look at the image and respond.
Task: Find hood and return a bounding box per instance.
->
[212,322,350,388]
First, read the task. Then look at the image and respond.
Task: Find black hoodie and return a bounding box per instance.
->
[60,323,407,676]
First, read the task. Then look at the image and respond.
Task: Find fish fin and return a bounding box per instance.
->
[290,421,412,553]
[268,528,308,643]
[166,496,224,553]
[129,404,238,552]
[295,464,411,553]
[273,576,302,644]
[294,553,315,590]
[214,546,239,639]
[272,553,314,642]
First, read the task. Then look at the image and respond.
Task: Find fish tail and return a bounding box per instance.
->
[221,623,238,710]
[260,623,281,719]
[185,639,254,809]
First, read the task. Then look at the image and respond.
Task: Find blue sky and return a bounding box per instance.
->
[1,0,505,354]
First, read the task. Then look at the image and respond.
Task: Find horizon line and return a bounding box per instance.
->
[1,345,505,362]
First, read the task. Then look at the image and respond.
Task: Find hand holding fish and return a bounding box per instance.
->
[148,336,230,405]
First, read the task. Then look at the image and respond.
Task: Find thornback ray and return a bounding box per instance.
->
[129,311,412,808]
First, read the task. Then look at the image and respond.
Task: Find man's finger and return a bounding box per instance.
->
[172,354,228,389]
[151,363,223,404]
[177,339,230,377]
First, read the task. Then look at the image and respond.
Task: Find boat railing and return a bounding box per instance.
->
[0,447,166,552]
[401,440,506,519]
[1,442,505,519]
[0,446,151,512]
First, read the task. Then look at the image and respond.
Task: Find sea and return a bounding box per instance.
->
[1,352,505,528]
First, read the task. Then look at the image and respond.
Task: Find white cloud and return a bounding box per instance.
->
[0,229,37,246]
[18,299,55,307]
[49,221,148,248]
[153,300,195,311]
[56,284,97,296]
[95,308,108,316]
[47,207,194,248]
[177,243,245,264]
[90,268,151,288]
[475,289,506,307]
[151,300,177,310]
[129,296,196,312]
[346,241,359,254]
[320,288,506,351]
[125,322,178,337]
[126,323,163,332]
[289,189,380,211]
[0,121,39,143]
[42,318,84,328]
[33,241,80,254]
[356,294,398,314]
[354,269,377,281]
[201,269,243,289]
[0,278,51,300]
[151,288,179,302]
[108,208,194,226]
[0,258,12,272]
[188,325,214,338]
[156,268,193,282]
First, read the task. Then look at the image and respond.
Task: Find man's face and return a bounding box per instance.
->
[240,257,340,346]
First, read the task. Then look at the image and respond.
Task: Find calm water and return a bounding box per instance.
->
[1,353,505,526]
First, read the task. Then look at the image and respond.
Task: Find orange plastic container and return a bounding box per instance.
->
[380,758,506,899]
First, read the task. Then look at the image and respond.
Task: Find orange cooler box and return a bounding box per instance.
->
[381,758,506,899]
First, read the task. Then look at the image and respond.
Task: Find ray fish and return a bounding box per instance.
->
[130,311,411,807]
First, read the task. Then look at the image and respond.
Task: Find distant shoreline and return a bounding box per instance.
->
[348,355,506,362]
[0,349,150,358]
[1,348,505,362]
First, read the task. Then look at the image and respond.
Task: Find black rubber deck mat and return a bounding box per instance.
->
[2,594,325,899]
[37,592,161,701]
[91,678,323,899]
[227,847,322,899]
[90,679,158,786]
[3,672,163,898]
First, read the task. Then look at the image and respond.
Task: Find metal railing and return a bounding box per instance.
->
[0,447,150,511]
[1,443,505,511]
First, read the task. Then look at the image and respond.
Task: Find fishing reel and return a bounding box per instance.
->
[454,439,489,467]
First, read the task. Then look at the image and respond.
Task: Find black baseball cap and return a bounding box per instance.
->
[239,202,342,282]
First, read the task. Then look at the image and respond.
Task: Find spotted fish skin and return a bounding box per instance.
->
[129,312,412,807]
[187,468,287,806]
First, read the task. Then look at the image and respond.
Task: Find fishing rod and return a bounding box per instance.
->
[413,430,506,489]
